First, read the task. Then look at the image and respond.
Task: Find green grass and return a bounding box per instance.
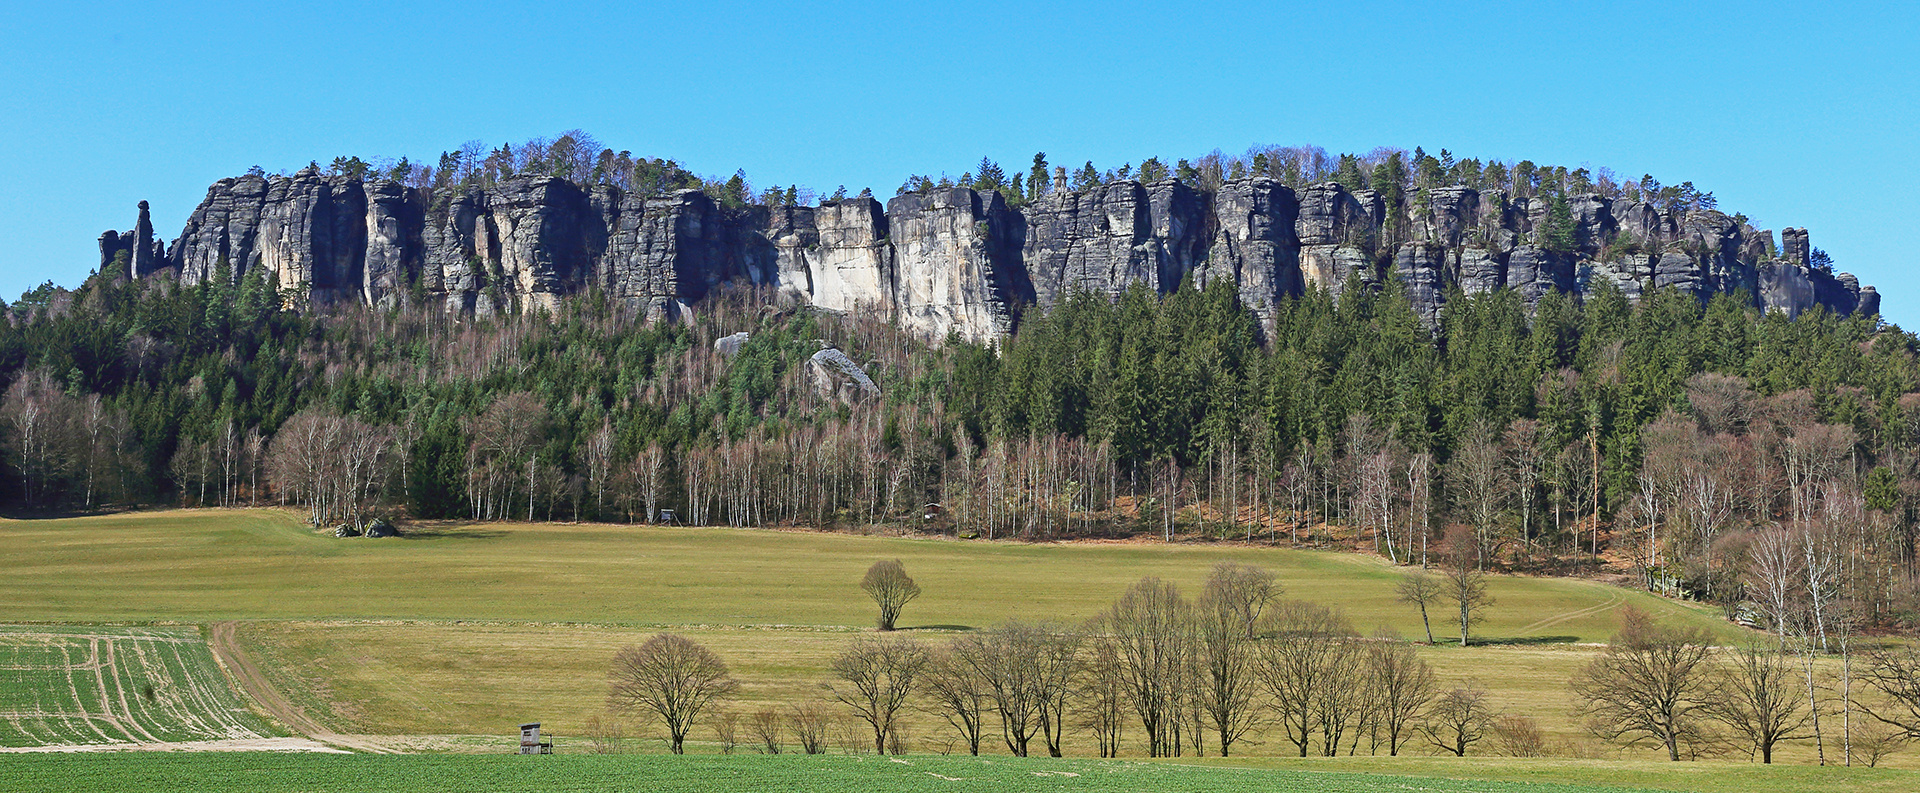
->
[6,508,1891,781]
[0,508,1733,643]
[0,625,280,747]
[0,752,1706,793]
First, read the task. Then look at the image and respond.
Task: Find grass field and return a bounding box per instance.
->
[8,752,1871,793]
[0,508,1906,788]
[0,625,279,747]
[0,509,1731,639]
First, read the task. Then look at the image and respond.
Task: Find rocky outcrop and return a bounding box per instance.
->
[809,347,880,404]
[887,188,1029,343]
[98,200,165,279]
[1024,181,1157,306]
[1201,178,1299,316]
[807,198,894,314]
[363,180,423,308]
[118,162,1882,341]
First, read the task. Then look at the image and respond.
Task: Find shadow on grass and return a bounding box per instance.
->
[0,504,139,520]
[393,523,510,541]
[903,624,977,632]
[1463,635,1580,647]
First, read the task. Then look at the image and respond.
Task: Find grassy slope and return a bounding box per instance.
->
[0,509,1729,639]
[2,509,1891,777]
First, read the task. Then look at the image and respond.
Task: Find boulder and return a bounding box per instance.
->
[809,347,880,404]
[715,331,750,358]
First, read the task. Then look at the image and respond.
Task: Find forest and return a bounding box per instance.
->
[2,251,1915,631]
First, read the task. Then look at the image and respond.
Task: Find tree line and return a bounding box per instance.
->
[609,560,1920,762]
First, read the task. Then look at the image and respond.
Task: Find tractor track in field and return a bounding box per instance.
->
[1513,593,1625,636]
[206,621,394,754]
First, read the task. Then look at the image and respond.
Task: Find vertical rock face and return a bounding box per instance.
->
[753,203,819,304]
[1394,244,1449,325]
[1294,182,1377,296]
[1781,227,1810,266]
[482,177,594,313]
[1506,246,1571,305]
[1023,180,1158,307]
[1201,178,1299,317]
[1147,180,1207,288]
[1457,248,1506,296]
[886,187,1029,343]
[126,164,1881,340]
[808,198,894,314]
[96,200,163,279]
[421,191,487,314]
[362,180,423,308]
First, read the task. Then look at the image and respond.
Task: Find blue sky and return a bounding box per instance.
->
[3,2,1914,325]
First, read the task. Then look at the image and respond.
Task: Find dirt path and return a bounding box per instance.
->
[206,621,395,754]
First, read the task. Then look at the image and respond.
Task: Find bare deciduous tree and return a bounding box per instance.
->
[1195,562,1277,756]
[1365,628,1437,755]
[923,642,989,755]
[1396,570,1442,644]
[1440,530,1493,646]
[1256,599,1357,757]
[1860,646,1920,741]
[790,701,830,755]
[608,633,738,754]
[710,708,739,754]
[1424,682,1493,756]
[828,634,927,755]
[1570,607,1716,761]
[1490,713,1547,757]
[1707,642,1811,763]
[1103,577,1191,757]
[861,559,922,631]
[749,707,784,754]
[1077,632,1128,758]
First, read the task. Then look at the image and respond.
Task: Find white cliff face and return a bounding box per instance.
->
[886,188,1024,344]
[808,198,895,315]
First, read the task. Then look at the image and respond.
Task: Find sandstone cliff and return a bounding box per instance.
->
[110,166,1881,340]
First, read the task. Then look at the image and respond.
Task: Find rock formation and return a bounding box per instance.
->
[108,163,1882,341]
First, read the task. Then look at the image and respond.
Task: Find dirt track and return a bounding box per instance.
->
[206,621,395,754]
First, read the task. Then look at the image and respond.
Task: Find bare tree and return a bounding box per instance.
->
[1570,606,1716,761]
[790,701,830,754]
[1256,600,1357,756]
[1365,628,1437,755]
[1077,633,1128,758]
[1441,530,1493,646]
[1,370,75,508]
[1396,570,1442,644]
[923,641,989,755]
[1859,646,1920,741]
[1103,577,1191,757]
[1707,642,1811,763]
[1424,682,1493,756]
[710,708,739,754]
[1195,562,1278,756]
[749,707,784,754]
[583,714,628,754]
[827,634,927,755]
[1031,623,1083,758]
[1450,419,1504,560]
[861,559,922,631]
[1490,714,1547,757]
[607,633,739,754]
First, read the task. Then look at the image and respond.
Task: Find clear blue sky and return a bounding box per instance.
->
[3,2,1913,326]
